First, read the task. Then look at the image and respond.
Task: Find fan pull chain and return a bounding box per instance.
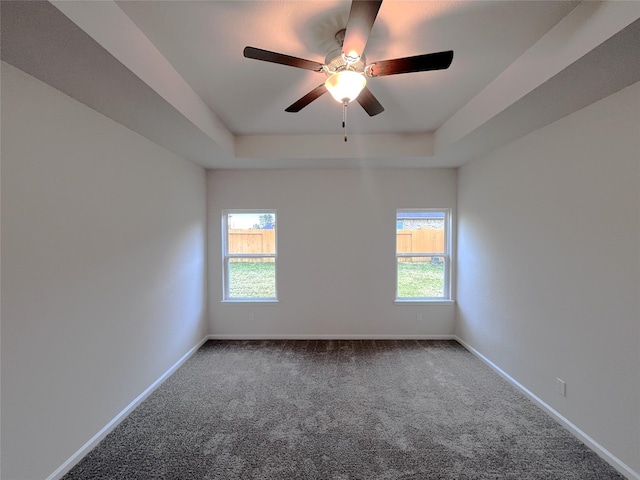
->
[343,99,348,142]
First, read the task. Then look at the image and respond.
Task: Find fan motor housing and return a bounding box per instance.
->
[324,29,366,76]
[324,48,366,75]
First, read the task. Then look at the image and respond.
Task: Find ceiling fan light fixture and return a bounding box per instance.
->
[325,70,366,103]
[244,0,452,121]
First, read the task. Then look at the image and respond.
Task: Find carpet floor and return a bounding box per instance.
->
[63,340,624,479]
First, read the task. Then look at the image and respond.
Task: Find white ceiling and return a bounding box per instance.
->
[2,1,639,168]
[114,0,576,136]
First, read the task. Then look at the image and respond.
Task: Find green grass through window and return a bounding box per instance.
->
[228,261,445,300]
[397,261,445,298]
[228,262,276,298]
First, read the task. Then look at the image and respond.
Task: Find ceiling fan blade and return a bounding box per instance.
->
[368,51,454,77]
[285,84,328,112]
[356,86,384,116]
[243,46,324,72]
[342,0,383,60]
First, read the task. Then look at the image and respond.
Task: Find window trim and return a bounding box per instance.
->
[395,208,453,303]
[222,209,278,303]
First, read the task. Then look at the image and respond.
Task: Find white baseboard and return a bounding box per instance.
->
[46,335,210,480]
[454,336,639,480]
[207,334,456,340]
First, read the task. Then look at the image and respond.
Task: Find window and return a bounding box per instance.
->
[222,210,277,301]
[396,209,451,301]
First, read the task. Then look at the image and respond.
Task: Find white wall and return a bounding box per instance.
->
[456,81,640,476]
[208,168,457,337]
[1,62,208,480]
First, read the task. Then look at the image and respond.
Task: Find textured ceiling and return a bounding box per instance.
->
[2,1,639,168]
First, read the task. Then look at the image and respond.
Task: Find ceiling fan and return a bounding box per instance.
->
[243,0,453,139]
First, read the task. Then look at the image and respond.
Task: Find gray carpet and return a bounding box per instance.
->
[63,340,624,479]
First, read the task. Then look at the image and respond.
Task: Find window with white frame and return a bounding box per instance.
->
[222,210,277,301]
[396,209,451,301]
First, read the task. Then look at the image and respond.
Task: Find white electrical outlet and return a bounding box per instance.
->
[556,378,566,397]
[417,313,423,321]
[249,313,255,322]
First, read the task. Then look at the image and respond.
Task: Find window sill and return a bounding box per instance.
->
[394,299,455,306]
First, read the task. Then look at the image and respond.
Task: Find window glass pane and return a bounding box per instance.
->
[227,213,276,254]
[396,209,450,301]
[397,257,445,299]
[395,212,445,254]
[228,258,276,299]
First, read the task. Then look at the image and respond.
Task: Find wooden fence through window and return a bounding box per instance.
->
[397,228,445,262]
[228,228,444,262]
[228,229,276,262]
